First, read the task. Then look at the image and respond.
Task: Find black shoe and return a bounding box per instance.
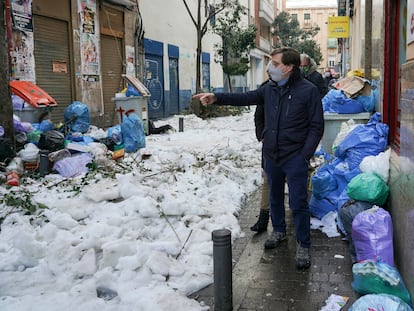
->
[264,231,287,249]
[250,210,269,233]
[295,242,311,270]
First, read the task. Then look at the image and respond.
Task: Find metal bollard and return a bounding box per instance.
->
[179,117,184,132]
[39,150,50,177]
[212,229,232,311]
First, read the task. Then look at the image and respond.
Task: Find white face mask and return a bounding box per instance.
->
[267,64,284,82]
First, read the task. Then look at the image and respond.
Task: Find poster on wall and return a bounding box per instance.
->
[78,0,100,77]
[126,45,135,76]
[408,0,414,44]
[10,0,36,82]
[11,0,33,31]
[10,30,36,81]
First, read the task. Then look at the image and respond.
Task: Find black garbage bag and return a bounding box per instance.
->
[149,120,173,135]
[98,137,116,151]
[38,130,65,152]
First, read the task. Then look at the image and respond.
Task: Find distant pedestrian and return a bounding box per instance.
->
[193,47,324,269]
[300,54,328,98]
[323,67,334,86]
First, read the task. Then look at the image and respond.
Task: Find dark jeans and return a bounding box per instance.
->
[264,153,311,248]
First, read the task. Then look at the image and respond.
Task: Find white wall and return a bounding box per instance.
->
[138,0,226,91]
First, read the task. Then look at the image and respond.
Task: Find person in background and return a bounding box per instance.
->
[193,47,324,270]
[250,103,270,233]
[323,67,334,87]
[300,54,328,99]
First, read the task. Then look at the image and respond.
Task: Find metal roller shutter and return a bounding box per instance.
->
[33,15,72,123]
[100,34,124,127]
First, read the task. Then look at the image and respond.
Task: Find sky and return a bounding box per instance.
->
[286,0,338,8]
[0,109,338,311]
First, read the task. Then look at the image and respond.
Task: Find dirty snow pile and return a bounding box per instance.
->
[0,109,262,311]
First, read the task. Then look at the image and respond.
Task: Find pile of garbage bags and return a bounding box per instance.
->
[1,101,146,183]
[309,111,413,309]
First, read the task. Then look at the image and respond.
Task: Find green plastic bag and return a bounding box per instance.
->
[346,172,389,205]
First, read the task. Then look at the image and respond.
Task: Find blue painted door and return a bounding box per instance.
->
[145,55,165,119]
[169,57,179,114]
[202,62,210,90]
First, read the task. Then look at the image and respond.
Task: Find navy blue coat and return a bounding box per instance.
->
[215,72,324,165]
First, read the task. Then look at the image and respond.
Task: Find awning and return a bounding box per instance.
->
[10,80,58,108]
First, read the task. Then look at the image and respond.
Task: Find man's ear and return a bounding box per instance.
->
[285,64,294,73]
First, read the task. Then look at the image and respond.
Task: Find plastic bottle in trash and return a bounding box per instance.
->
[6,157,24,187]
[6,171,19,186]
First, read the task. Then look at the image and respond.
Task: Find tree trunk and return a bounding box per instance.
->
[0,0,15,149]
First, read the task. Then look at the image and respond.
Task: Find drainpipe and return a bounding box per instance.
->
[364,0,372,81]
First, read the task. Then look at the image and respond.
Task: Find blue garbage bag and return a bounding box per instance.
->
[309,189,341,219]
[322,89,365,114]
[108,125,123,145]
[334,112,389,170]
[332,160,361,194]
[39,119,55,132]
[125,84,141,97]
[64,101,90,133]
[121,113,145,152]
[354,93,375,112]
[311,163,338,200]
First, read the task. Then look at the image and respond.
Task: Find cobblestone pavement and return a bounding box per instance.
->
[190,188,360,311]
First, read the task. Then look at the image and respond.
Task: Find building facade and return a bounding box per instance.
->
[9,0,276,124]
[136,0,276,116]
[285,0,339,71]
[247,0,275,89]
[9,0,141,128]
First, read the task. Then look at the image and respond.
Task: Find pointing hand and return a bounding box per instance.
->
[192,93,217,106]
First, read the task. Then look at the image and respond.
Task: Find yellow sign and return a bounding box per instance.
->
[328,16,350,38]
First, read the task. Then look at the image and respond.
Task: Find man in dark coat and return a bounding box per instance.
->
[193,47,324,269]
[300,54,328,99]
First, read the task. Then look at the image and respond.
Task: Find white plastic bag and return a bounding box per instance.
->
[349,293,413,311]
[17,143,39,162]
[332,119,358,152]
[359,148,391,182]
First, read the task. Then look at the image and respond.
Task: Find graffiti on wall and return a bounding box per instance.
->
[10,0,35,82]
[78,0,100,80]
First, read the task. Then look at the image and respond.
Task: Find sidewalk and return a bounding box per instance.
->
[191,188,359,310]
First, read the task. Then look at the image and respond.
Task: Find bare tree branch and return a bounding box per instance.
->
[181,0,198,28]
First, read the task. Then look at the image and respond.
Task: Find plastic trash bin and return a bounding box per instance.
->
[113,96,149,135]
[10,80,57,123]
[321,112,371,154]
